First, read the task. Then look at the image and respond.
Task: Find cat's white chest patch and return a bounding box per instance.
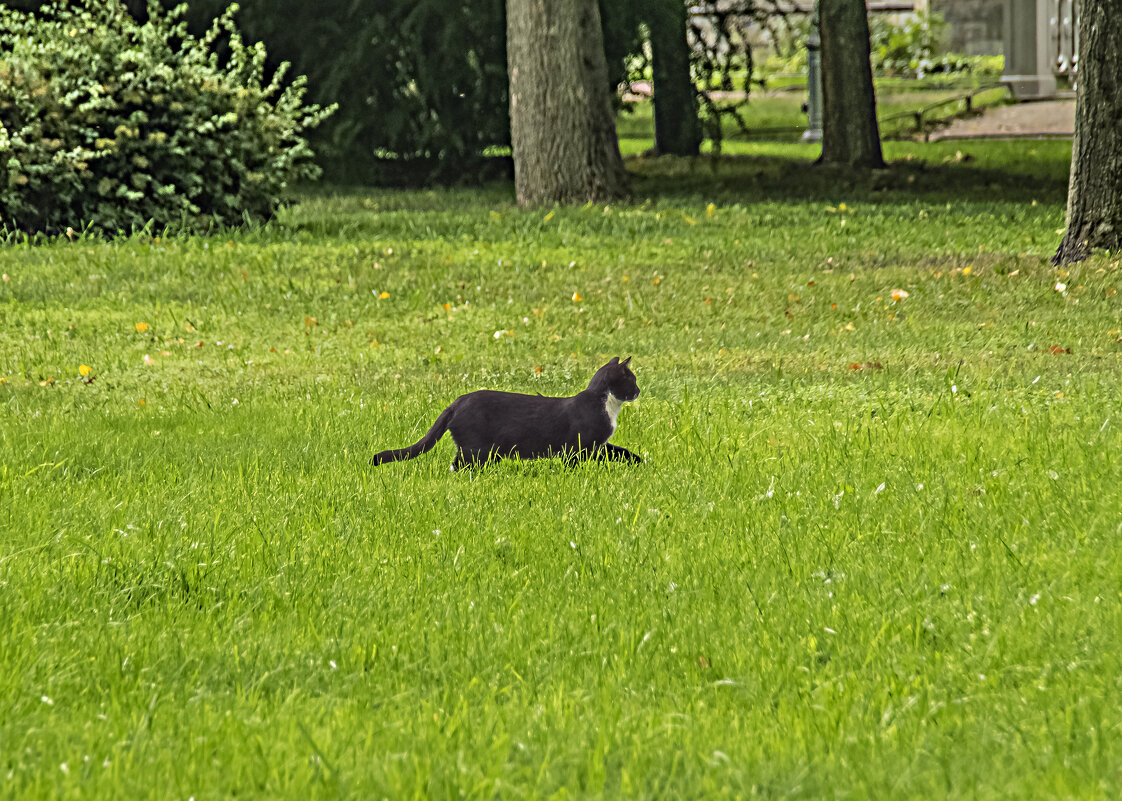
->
[604,392,624,434]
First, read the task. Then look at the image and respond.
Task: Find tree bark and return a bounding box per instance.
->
[650,0,700,156]
[818,0,884,168]
[1054,2,1122,265]
[506,0,629,206]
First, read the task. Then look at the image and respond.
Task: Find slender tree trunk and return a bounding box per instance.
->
[650,0,700,156]
[1054,2,1122,265]
[506,0,629,206]
[818,0,884,168]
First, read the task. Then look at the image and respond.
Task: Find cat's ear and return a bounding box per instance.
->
[621,356,631,366]
[609,356,620,365]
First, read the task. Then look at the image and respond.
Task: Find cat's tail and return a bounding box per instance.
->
[370,404,454,465]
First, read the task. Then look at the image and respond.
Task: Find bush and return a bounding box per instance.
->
[0,1,333,235]
[170,0,510,185]
[870,11,948,78]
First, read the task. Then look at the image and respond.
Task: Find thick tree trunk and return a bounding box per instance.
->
[650,0,700,156]
[1054,2,1122,265]
[506,0,629,206]
[818,0,884,168]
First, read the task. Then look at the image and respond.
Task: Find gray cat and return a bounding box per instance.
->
[371,357,642,470]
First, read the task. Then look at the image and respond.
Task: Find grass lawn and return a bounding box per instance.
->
[617,79,1010,145]
[2,139,1121,799]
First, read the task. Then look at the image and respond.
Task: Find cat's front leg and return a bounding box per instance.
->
[602,443,642,463]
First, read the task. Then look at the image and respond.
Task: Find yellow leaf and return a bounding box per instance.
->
[705,203,716,219]
[572,292,582,302]
[543,210,555,222]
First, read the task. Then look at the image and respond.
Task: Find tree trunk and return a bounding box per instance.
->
[506,0,629,206]
[818,0,884,168]
[1054,2,1122,265]
[650,0,700,156]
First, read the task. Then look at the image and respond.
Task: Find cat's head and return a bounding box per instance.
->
[594,356,640,401]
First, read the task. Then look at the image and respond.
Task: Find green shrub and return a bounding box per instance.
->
[0,1,333,236]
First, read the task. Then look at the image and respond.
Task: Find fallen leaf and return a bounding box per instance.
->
[1049,345,1071,355]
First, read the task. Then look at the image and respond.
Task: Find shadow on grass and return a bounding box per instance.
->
[626,150,1070,207]
[284,143,1070,241]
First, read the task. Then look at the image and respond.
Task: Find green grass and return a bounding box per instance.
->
[2,140,1121,800]
[617,78,1004,146]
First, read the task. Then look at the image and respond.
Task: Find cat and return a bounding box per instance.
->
[371,357,642,470]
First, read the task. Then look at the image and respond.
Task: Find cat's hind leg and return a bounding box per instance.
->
[451,449,487,471]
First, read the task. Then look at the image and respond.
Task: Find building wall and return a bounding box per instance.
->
[931,0,1004,55]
